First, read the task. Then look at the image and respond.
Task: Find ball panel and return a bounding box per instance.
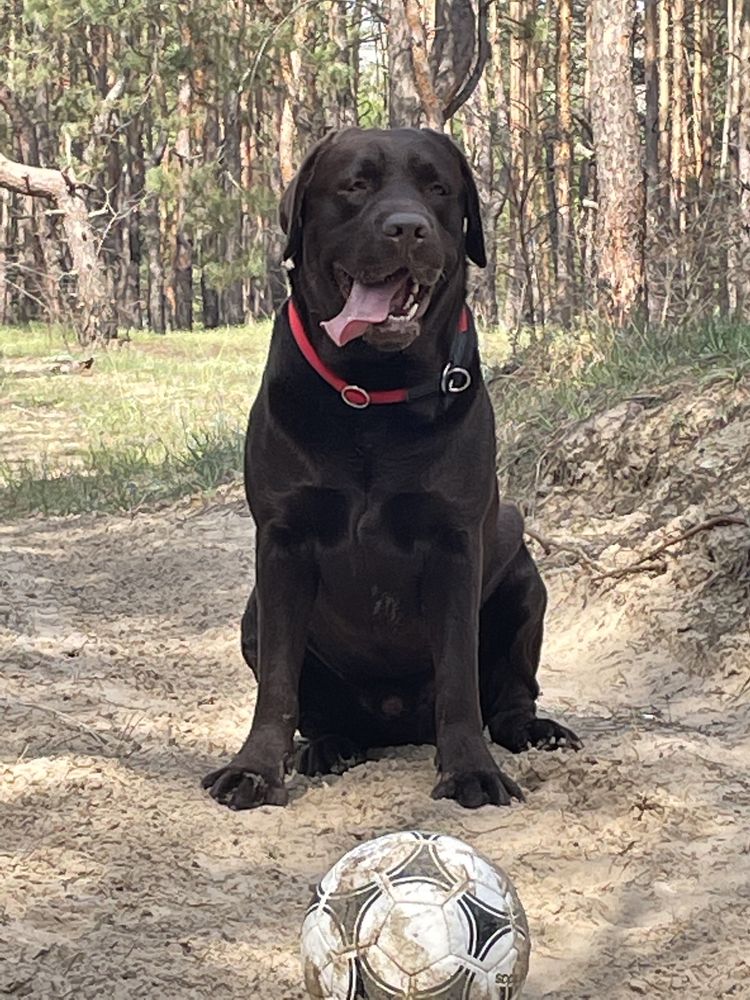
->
[410,954,468,993]
[356,888,394,951]
[360,941,411,994]
[375,900,451,976]
[300,908,357,1000]
[301,909,344,967]
[320,832,423,897]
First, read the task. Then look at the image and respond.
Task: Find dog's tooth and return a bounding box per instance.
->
[406,300,419,320]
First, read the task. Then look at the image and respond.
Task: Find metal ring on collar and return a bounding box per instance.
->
[441,364,472,394]
[341,384,371,408]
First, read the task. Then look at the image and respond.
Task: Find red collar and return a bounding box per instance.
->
[287,299,472,409]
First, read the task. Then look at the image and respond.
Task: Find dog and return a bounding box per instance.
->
[202,127,581,811]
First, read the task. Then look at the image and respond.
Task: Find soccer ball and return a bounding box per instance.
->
[301,831,530,999]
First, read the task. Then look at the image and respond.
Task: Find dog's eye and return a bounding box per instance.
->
[429,182,449,196]
[343,179,370,194]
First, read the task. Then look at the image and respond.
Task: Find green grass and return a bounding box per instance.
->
[0,323,271,517]
[1,315,748,518]
[490,317,750,502]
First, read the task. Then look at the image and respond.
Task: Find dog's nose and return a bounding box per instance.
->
[382,212,432,243]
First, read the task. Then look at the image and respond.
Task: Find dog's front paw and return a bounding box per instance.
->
[202,761,288,810]
[432,764,524,809]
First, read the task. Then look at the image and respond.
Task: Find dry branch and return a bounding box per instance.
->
[0,152,116,343]
[526,513,748,581]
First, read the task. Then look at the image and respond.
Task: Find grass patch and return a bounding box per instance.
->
[0,322,270,517]
[0,422,245,517]
[490,318,750,502]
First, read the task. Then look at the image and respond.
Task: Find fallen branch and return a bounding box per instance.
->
[524,526,607,574]
[525,513,748,581]
[5,699,108,745]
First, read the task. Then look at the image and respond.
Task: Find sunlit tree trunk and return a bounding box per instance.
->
[172,68,193,330]
[554,0,574,325]
[589,0,645,327]
[669,0,687,231]
[201,100,221,329]
[644,0,661,322]
[123,116,143,330]
[734,0,750,316]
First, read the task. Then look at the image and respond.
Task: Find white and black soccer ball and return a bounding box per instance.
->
[301,831,530,999]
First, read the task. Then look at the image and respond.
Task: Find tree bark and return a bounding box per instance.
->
[670,0,687,231]
[403,0,445,129]
[327,1,359,127]
[172,70,193,330]
[554,0,574,325]
[735,0,750,317]
[123,116,144,330]
[221,88,245,325]
[644,0,662,323]
[388,0,425,126]
[589,0,645,327]
[201,101,221,329]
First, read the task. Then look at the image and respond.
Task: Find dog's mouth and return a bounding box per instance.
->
[321,265,435,348]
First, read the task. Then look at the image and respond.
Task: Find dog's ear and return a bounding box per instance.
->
[280,130,339,264]
[459,153,487,268]
[424,130,486,268]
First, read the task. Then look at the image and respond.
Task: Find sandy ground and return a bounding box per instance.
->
[2,381,750,999]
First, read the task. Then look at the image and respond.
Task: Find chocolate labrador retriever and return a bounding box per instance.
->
[202,127,581,811]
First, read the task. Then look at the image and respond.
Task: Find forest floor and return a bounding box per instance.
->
[1,324,749,999]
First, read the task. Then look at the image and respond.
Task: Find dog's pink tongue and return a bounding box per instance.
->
[321,276,405,347]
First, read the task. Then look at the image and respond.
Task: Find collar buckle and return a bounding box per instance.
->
[341,384,371,408]
[441,363,472,395]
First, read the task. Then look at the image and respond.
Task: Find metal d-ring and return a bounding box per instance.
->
[440,363,472,394]
[341,384,371,408]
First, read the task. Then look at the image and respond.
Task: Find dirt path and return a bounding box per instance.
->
[1,470,748,998]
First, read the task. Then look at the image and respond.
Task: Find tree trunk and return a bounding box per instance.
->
[0,153,117,342]
[504,0,537,328]
[581,0,597,308]
[658,0,671,211]
[0,192,8,324]
[221,89,245,325]
[462,74,498,325]
[644,0,662,323]
[327,1,359,127]
[735,0,750,317]
[172,70,193,330]
[403,0,445,129]
[201,101,221,329]
[143,120,167,335]
[554,0,574,325]
[143,190,165,334]
[670,0,687,231]
[388,0,423,126]
[589,0,645,327]
[123,117,143,330]
[697,0,714,198]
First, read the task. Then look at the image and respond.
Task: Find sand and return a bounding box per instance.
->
[2,380,749,999]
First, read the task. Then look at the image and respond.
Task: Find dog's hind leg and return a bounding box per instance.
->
[294,652,369,776]
[241,589,366,775]
[479,545,582,752]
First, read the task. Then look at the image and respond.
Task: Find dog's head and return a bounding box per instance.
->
[280,128,485,353]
